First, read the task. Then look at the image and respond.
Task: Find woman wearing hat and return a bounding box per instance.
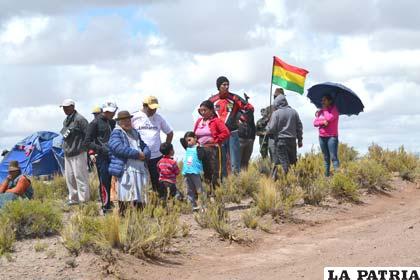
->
[108,111,151,215]
[0,160,34,209]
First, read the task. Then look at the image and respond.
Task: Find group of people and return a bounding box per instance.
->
[59,76,258,213]
[0,75,340,212]
[256,88,340,177]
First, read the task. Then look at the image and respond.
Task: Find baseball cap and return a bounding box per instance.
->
[92,106,102,114]
[143,96,160,109]
[60,99,75,107]
[102,101,118,113]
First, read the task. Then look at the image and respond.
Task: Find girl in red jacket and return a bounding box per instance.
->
[193,100,230,193]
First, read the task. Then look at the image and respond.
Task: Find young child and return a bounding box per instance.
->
[157,143,182,200]
[181,131,205,210]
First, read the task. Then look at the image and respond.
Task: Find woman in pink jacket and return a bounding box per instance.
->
[313,94,339,176]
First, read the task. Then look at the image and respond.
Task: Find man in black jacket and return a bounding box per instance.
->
[60,99,90,205]
[84,101,117,213]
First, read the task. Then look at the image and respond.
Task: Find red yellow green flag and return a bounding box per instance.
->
[272,56,309,94]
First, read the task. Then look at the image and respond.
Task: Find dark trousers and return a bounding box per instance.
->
[147,156,162,195]
[96,157,112,211]
[272,138,297,178]
[202,145,223,194]
[159,181,179,200]
[240,138,254,170]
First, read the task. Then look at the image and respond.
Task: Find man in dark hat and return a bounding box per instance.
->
[0,161,33,208]
[209,76,254,175]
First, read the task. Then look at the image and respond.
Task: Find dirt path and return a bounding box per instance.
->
[136,181,420,280]
[2,180,420,280]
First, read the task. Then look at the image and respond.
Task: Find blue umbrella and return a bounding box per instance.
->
[307,82,364,116]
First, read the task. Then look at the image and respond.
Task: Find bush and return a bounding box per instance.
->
[1,200,62,239]
[347,159,391,191]
[194,202,239,241]
[255,176,302,217]
[32,176,67,201]
[242,208,259,229]
[329,173,359,202]
[254,157,272,177]
[0,218,15,256]
[293,151,325,205]
[62,203,181,258]
[367,144,419,181]
[338,143,359,166]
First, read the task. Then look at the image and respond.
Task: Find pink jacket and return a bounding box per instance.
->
[313,105,339,137]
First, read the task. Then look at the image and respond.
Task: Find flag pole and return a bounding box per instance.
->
[269,56,275,114]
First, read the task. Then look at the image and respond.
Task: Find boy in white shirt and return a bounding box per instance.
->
[131,96,174,197]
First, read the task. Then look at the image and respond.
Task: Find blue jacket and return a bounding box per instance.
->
[108,126,151,178]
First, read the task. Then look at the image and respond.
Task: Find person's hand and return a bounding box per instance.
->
[298,141,303,148]
[139,152,145,161]
[6,175,12,181]
[89,154,96,163]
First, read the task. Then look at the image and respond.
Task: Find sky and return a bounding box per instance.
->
[1,0,419,159]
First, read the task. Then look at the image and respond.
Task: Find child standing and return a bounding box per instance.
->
[157,143,182,200]
[181,132,205,210]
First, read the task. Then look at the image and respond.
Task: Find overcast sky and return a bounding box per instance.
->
[1,0,419,159]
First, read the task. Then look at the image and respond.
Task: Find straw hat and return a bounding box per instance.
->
[8,160,20,172]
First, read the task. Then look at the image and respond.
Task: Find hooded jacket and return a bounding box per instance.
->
[266,95,303,141]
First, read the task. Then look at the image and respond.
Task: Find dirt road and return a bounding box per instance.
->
[2,180,420,280]
[139,181,420,280]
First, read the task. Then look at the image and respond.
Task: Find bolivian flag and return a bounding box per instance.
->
[272,56,309,94]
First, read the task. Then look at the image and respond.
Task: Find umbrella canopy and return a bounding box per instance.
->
[307,82,364,115]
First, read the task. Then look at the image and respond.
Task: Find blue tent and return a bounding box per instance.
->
[0,131,64,182]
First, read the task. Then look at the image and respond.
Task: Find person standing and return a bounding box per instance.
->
[255,108,271,159]
[131,96,174,197]
[60,99,90,205]
[108,110,150,215]
[209,76,253,175]
[192,100,230,194]
[238,94,256,170]
[313,94,340,177]
[266,95,303,177]
[85,101,117,213]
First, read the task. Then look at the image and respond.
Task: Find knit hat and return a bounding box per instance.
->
[8,160,20,172]
[216,76,229,90]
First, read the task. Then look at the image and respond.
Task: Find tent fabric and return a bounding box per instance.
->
[0,131,64,182]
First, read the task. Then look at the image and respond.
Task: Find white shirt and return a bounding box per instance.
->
[131,110,173,159]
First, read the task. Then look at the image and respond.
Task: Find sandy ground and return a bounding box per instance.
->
[1,179,420,280]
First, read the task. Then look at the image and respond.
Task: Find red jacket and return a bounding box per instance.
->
[194,116,230,145]
[209,92,254,132]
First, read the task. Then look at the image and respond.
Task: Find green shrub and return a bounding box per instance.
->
[338,143,359,166]
[0,218,15,256]
[347,159,391,191]
[293,152,325,205]
[62,203,181,258]
[32,176,67,201]
[1,200,62,239]
[367,144,419,181]
[329,173,359,202]
[254,157,272,176]
[255,176,302,217]
[242,208,259,229]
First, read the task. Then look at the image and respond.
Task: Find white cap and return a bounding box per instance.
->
[60,99,75,107]
[102,101,118,113]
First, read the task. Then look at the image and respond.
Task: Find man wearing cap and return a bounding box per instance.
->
[209,76,254,175]
[132,96,174,198]
[91,106,102,120]
[60,99,90,205]
[84,101,117,213]
[0,160,34,209]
